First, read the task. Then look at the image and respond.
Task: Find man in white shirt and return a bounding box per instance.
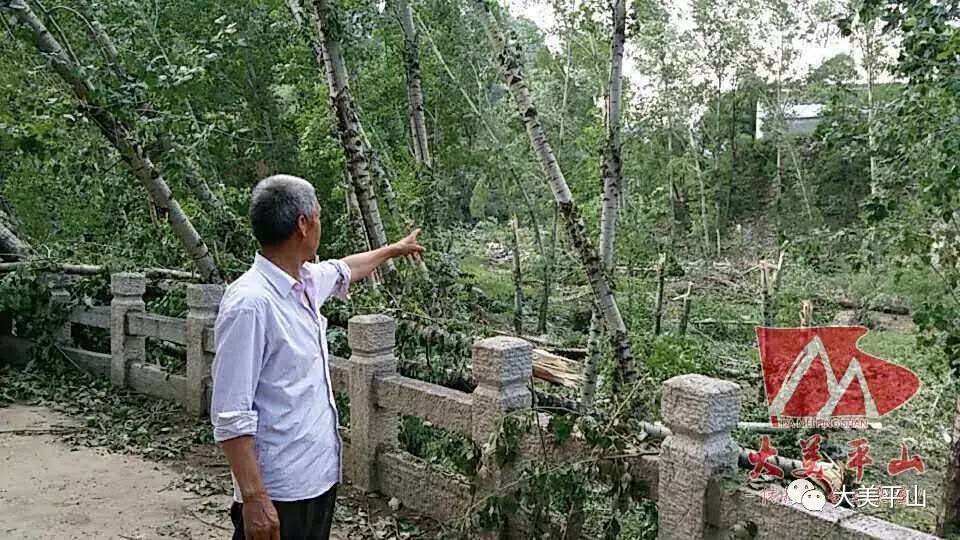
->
[210,174,423,540]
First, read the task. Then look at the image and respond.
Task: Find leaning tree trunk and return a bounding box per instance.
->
[475,1,637,387]
[75,0,244,240]
[581,0,627,407]
[309,0,392,262]
[285,0,397,226]
[344,179,381,285]
[3,0,221,282]
[0,206,31,258]
[539,204,557,334]
[396,0,431,167]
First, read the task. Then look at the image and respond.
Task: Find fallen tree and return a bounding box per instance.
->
[2,0,222,282]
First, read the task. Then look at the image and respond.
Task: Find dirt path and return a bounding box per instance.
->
[0,405,233,539]
[0,402,441,539]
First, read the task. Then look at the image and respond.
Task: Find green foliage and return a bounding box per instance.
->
[492,413,531,467]
[399,415,479,476]
[0,361,212,459]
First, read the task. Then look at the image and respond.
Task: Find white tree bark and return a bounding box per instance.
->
[287,0,399,225]
[285,0,306,27]
[396,0,431,167]
[310,0,391,261]
[0,206,31,257]
[688,128,711,256]
[599,0,625,271]
[862,23,880,195]
[345,181,370,253]
[582,0,627,407]
[475,1,637,387]
[511,214,523,335]
[3,0,221,282]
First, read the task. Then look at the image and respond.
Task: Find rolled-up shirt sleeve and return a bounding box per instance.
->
[305,259,351,305]
[210,305,267,443]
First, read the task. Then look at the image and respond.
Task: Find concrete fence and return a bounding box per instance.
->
[0,272,939,540]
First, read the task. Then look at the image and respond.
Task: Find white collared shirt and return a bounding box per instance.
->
[210,253,350,502]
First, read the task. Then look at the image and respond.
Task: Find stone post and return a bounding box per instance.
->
[110,273,145,387]
[347,314,398,492]
[657,374,741,540]
[470,336,532,538]
[49,274,72,345]
[185,283,222,415]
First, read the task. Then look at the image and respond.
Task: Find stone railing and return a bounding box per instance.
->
[0,272,940,539]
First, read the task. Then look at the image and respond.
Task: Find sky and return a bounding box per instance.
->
[504,0,899,100]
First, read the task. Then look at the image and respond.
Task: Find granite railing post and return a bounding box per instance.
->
[470,336,533,538]
[657,374,742,540]
[186,283,223,415]
[347,314,399,492]
[49,274,72,345]
[110,273,145,387]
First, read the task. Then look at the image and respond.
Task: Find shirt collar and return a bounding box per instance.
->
[253,252,312,297]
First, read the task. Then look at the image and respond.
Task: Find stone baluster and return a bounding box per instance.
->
[49,274,72,345]
[347,314,399,491]
[110,273,145,387]
[470,336,533,538]
[657,374,742,540]
[185,283,222,415]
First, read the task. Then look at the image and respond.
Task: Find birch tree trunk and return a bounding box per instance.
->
[598,0,625,271]
[475,0,637,387]
[309,0,392,263]
[539,204,557,334]
[368,145,400,217]
[75,0,121,76]
[775,33,785,243]
[727,73,737,225]
[688,128,711,257]
[511,214,523,335]
[582,0,627,407]
[3,0,221,282]
[864,26,879,196]
[0,206,31,258]
[396,0,431,167]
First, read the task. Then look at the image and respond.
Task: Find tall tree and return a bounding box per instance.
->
[690,0,755,244]
[1,0,222,282]
[846,1,888,195]
[307,0,393,268]
[634,0,695,243]
[473,0,638,388]
[395,0,431,168]
[760,0,819,239]
[582,0,628,406]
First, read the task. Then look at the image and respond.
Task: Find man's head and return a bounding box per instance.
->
[249,175,321,261]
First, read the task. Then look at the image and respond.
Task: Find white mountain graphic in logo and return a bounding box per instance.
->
[769,336,880,419]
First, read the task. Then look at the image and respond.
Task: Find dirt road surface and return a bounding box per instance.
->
[1,404,232,539]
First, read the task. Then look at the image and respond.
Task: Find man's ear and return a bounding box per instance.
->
[296,214,310,237]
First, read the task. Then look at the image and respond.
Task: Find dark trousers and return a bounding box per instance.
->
[230,485,338,540]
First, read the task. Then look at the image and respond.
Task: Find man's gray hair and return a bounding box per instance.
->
[249,174,318,246]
